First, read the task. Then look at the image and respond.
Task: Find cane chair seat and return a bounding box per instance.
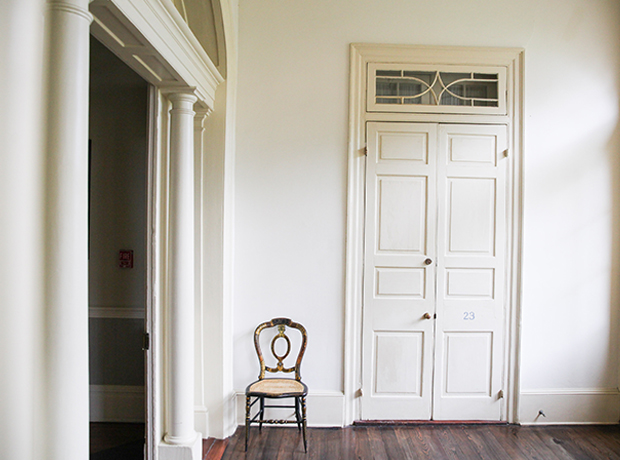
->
[247,378,307,397]
[245,318,308,453]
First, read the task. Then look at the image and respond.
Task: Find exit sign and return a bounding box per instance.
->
[119,250,134,268]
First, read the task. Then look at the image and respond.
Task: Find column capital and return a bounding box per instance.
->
[194,109,212,130]
[46,0,93,23]
[194,108,213,118]
[162,88,198,105]
[166,91,198,118]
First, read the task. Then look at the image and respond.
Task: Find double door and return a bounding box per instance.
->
[361,122,508,421]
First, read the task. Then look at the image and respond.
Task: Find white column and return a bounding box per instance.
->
[42,1,91,459]
[0,1,45,459]
[160,91,202,460]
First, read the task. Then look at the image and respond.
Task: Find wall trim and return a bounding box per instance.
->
[521,388,620,396]
[89,306,145,319]
[89,384,145,422]
[519,388,620,425]
[345,43,525,425]
[235,391,345,428]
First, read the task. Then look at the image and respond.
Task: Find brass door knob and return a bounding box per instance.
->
[423,312,432,320]
[424,258,433,265]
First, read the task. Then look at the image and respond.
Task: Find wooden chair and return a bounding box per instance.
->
[245,317,308,452]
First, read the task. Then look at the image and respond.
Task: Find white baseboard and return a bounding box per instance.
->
[235,391,345,427]
[519,388,620,424]
[90,384,145,422]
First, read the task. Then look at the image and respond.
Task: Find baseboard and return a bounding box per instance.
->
[90,384,145,422]
[235,391,344,427]
[519,388,620,424]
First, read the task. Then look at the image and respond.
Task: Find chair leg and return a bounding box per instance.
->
[245,395,251,452]
[259,397,264,431]
[301,395,307,453]
[295,397,302,431]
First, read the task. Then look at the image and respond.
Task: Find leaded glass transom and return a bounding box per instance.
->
[368,64,506,115]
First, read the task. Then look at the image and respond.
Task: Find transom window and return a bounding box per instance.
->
[367,63,507,115]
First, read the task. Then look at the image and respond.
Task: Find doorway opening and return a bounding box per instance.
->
[88,36,150,459]
[344,44,524,425]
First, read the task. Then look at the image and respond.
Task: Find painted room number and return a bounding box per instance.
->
[463,311,475,320]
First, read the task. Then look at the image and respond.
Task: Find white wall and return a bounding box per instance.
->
[233,0,620,424]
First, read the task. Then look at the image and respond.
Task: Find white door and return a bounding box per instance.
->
[361,122,508,421]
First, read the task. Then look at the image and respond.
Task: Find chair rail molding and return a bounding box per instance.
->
[89,306,145,319]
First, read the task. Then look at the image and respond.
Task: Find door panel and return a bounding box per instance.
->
[447,178,496,254]
[374,332,423,395]
[443,332,493,395]
[362,122,508,421]
[361,122,437,420]
[378,177,427,252]
[433,124,507,421]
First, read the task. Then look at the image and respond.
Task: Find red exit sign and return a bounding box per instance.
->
[119,250,134,268]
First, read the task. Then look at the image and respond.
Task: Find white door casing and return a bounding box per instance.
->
[361,122,508,421]
[344,44,524,426]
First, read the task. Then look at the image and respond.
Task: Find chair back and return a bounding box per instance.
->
[254,318,307,381]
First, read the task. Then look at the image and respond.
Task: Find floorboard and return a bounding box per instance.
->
[223,424,620,460]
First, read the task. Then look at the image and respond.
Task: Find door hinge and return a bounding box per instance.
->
[142,332,150,351]
[363,146,368,156]
[356,388,364,398]
[502,149,509,158]
[498,389,504,399]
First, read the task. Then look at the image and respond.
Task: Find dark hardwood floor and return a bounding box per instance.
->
[90,423,144,460]
[223,424,620,460]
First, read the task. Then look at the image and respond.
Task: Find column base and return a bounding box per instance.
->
[158,432,202,460]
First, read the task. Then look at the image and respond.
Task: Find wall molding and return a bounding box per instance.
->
[90,384,145,422]
[89,306,145,319]
[522,388,620,396]
[235,391,345,428]
[519,388,620,425]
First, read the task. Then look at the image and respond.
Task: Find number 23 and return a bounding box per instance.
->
[463,311,475,320]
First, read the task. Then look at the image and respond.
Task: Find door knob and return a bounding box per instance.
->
[423,312,432,320]
[424,258,433,265]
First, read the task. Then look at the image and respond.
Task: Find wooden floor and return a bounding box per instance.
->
[90,422,144,455]
[223,424,620,460]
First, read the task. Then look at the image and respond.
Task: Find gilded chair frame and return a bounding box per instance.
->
[245,318,308,452]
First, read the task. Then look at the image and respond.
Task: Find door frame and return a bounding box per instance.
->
[344,43,525,424]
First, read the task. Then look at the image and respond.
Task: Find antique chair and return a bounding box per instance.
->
[245,317,308,452]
